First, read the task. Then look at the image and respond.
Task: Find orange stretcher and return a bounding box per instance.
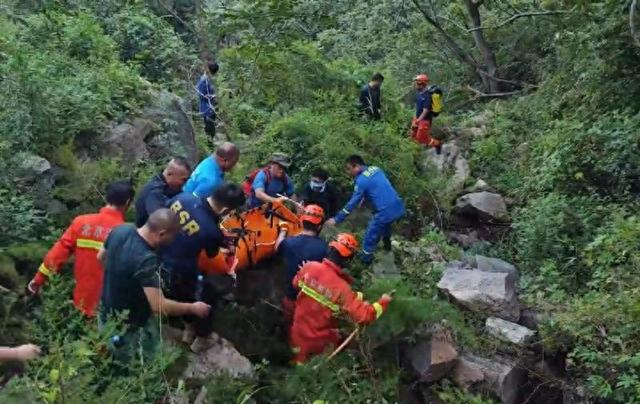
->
[198,202,302,275]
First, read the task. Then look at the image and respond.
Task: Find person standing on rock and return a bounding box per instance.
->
[98,209,210,363]
[161,183,246,353]
[410,74,442,153]
[326,155,405,265]
[289,233,392,364]
[27,180,135,317]
[134,157,192,228]
[183,142,240,199]
[275,204,328,322]
[358,72,384,120]
[196,61,219,140]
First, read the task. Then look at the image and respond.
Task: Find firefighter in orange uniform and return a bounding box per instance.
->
[289,233,392,364]
[27,180,135,317]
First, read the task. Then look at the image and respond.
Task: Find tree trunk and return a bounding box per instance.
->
[464,0,501,93]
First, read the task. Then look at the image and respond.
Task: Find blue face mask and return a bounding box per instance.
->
[309,179,326,192]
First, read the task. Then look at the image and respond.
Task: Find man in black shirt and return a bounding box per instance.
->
[298,168,340,218]
[134,157,192,228]
[359,72,384,120]
[99,208,210,363]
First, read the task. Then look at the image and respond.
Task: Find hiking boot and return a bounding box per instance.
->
[383,237,392,251]
[181,325,196,345]
[190,333,220,353]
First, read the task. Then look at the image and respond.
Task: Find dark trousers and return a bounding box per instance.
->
[203,115,216,139]
[168,272,233,337]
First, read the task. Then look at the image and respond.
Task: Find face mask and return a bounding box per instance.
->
[309,180,326,192]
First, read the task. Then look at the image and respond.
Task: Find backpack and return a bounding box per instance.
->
[242,167,290,198]
[427,85,444,117]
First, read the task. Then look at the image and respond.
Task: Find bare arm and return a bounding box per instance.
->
[255,188,279,204]
[417,107,429,121]
[275,228,288,251]
[143,287,209,317]
[0,345,41,362]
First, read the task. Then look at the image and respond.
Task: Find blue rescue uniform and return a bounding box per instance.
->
[415,90,432,119]
[161,192,224,275]
[183,156,224,199]
[333,166,405,262]
[279,235,328,300]
[248,170,295,208]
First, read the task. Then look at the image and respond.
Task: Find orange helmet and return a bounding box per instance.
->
[300,204,325,225]
[329,233,359,258]
[414,74,429,84]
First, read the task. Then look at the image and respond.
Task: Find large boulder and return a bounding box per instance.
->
[98,118,151,163]
[14,153,55,197]
[143,90,198,166]
[437,267,520,321]
[454,191,509,222]
[475,255,519,281]
[452,354,526,404]
[407,326,458,382]
[485,317,535,346]
[182,334,254,380]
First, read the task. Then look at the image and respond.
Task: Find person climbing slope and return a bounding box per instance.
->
[276,204,328,322]
[289,233,392,364]
[27,180,135,317]
[162,183,246,352]
[410,73,443,153]
[326,155,405,265]
[183,142,240,199]
[135,157,192,228]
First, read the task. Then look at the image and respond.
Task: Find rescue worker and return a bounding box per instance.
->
[298,168,340,218]
[410,74,441,152]
[326,155,405,264]
[134,157,192,228]
[248,152,295,208]
[162,183,246,352]
[99,209,210,363]
[27,180,135,316]
[275,204,328,321]
[289,233,392,364]
[358,72,384,120]
[196,61,219,139]
[183,142,240,199]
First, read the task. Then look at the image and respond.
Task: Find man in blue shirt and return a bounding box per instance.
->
[326,155,405,264]
[135,157,192,228]
[183,142,240,199]
[162,183,245,352]
[275,204,327,322]
[249,152,295,208]
[196,62,219,139]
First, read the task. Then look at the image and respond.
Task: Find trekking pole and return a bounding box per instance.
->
[276,193,304,209]
[326,326,360,362]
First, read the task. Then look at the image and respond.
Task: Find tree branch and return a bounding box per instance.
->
[467,9,574,32]
[466,85,521,98]
[631,0,640,48]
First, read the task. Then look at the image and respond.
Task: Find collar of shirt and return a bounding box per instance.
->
[99,206,125,221]
[322,258,354,284]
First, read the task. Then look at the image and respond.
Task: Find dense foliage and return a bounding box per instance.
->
[1,0,639,402]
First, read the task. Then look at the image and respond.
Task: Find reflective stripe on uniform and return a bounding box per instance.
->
[299,282,339,313]
[372,302,384,319]
[38,263,54,278]
[76,238,103,250]
[356,292,364,301]
[341,208,350,215]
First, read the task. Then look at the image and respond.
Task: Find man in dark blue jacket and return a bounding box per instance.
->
[326,155,405,264]
[358,73,384,120]
[162,183,245,352]
[196,62,219,139]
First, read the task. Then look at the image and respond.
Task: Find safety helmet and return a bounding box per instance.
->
[329,233,359,258]
[414,74,429,84]
[300,204,325,225]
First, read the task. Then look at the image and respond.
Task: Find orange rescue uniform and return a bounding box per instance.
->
[410,118,440,148]
[289,259,389,363]
[32,207,125,316]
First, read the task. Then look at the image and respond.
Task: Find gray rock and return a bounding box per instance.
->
[182,334,254,380]
[485,317,535,346]
[372,251,400,277]
[454,191,509,222]
[143,90,198,166]
[100,119,151,163]
[14,153,55,197]
[437,267,520,321]
[475,255,519,281]
[519,308,545,330]
[452,354,526,404]
[447,231,481,249]
[450,155,470,193]
[408,326,458,382]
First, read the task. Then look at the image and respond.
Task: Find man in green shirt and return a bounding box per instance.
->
[98,208,210,363]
